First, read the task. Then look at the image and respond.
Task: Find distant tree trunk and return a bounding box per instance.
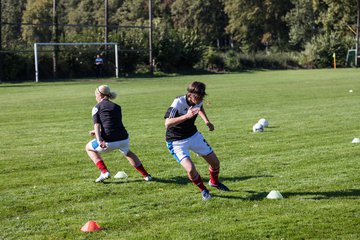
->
[52,0,58,79]
[356,0,360,67]
[149,0,153,75]
[0,0,2,82]
[104,0,108,55]
[105,0,108,44]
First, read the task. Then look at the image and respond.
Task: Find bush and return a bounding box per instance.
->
[300,33,353,68]
[198,47,225,71]
[253,52,299,69]
[2,53,34,81]
[154,28,205,72]
[198,49,300,72]
[111,29,148,74]
[223,50,242,71]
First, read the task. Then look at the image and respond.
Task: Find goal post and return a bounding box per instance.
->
[34,42,119,82]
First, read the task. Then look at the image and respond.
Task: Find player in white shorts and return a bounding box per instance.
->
[164,81,229,201]
[85,85,152,183]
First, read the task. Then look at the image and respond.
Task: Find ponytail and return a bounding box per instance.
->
[97,85,117,100]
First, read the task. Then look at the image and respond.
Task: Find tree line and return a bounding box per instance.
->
[0,0,359,81]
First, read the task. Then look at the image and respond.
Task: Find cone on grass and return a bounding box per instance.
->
[114,171,128,179]
[81,220,102,232]
[266,190,284,199]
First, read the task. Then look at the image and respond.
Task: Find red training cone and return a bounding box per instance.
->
[81,220,102,232]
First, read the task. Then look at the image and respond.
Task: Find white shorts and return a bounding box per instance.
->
[88,138,130,155]
[166,132,213,163]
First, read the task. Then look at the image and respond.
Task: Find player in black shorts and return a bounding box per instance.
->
[94,55,103,78]
[164,81,229,200]
[85,85,152,183]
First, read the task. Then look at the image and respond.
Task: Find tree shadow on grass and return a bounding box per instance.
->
[282,189,360,200]
[210,190,268,201]
[221,175,273,183]
[212,189,360,201]
[102,176,191,185]
[103,175,360,201]
[148,176,191,185]
[211,194,249,200]
[149,175,273,187]
[222,189,360,201]
[102,179,145,184]
[0,84,38,88]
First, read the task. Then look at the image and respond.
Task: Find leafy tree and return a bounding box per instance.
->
[112,0,149,24]
[68,0,104,25]
[110,0,172,26]
[318,0,355,33]
[224,0,292,52]
[285,0,318,49]
[154,28,205,71]
[286,0,356,49]
[171,0,228,46]
[1,0,27,49]
[21,0,53,43]
[286,0,357,66]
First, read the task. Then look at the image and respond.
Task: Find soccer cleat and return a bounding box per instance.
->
[208,180,230,191]
[95,171,110,183]
[144,175,153,181]
[201,189,212,201]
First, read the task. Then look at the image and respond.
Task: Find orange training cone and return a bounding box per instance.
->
[81,220,102,232]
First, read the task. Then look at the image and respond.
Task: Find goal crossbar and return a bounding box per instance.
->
[34,42,119,82]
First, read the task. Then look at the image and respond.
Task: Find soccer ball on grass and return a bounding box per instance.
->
[253,123,264,133]
[258,118,269,128]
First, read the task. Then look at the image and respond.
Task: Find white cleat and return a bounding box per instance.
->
[95,171,110,183]
[144,175,153,181]
[201,189,212,201]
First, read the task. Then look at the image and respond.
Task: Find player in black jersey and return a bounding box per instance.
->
[164,81,229,200]
[86,85,152,183]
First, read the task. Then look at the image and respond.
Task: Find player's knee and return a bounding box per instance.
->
[85,142,93,152]
[188,167,198,177]
[126,150,135,158]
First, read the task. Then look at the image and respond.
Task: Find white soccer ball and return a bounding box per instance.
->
[253,123,264,133]
[258,118,269,128]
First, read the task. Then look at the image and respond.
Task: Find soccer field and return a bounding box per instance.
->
[1,69,360,239]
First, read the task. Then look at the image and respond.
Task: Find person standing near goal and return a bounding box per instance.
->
[164,81,229,201]
[86,85,152,183]
[94,54,104,78]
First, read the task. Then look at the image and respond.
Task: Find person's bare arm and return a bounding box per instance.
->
[92,123,106,148]
[198,106,214,131]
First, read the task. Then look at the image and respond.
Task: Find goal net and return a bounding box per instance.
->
[34,42,119,82]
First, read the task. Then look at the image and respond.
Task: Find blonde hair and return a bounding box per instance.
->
[96,85,117,99]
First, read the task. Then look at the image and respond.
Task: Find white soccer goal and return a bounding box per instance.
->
[34,42,119,82]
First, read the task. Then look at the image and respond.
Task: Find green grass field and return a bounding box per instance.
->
[1,69,360,239]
